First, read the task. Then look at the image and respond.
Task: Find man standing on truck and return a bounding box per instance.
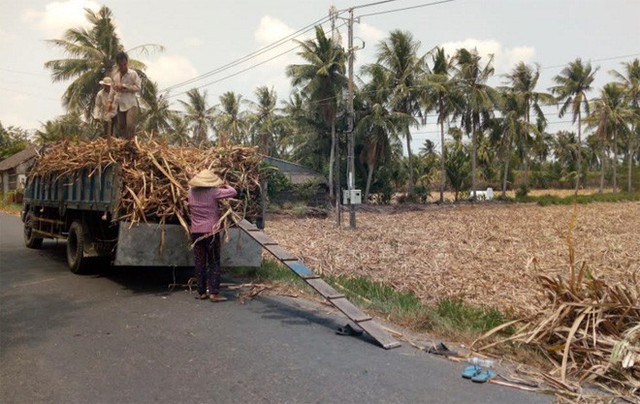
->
[188,169,237,302]
[113,51,141,139]
[93,77,117,137]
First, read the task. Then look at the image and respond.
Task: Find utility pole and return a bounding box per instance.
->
[347,8,356,229]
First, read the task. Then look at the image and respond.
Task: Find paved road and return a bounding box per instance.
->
[0,213,550,403]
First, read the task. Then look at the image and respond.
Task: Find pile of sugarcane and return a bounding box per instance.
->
[473,261,639,399]
[29,137,266,234]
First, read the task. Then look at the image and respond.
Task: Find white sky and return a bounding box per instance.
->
[1,0,639,151]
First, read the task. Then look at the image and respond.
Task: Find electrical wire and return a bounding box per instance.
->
[160,13,340,93]
[359,0,455,18]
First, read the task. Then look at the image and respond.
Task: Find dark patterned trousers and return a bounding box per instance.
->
[191,233,221,295]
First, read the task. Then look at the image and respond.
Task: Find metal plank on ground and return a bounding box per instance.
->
[236,219,259,231]
[357,319,402,349]
[245,231,278,246]
[305,278,344,299]
[262,244,297,261]
[283,261,319,279]
[233,223,400,349]
[331,297,372,323]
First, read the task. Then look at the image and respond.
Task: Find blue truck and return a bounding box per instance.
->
[22,164,260,273]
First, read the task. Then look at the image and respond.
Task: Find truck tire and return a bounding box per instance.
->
[67,220,87,274]
[24,212,43,249]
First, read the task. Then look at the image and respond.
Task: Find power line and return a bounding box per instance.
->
[160,13,340,93]
[167,19,349,99]
[350,0,403,10]
[166,46,301,99]
[0,67,49,77]
[359,0,455,18]
[540,53,640,70]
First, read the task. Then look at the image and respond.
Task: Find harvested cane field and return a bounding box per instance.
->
[266,202,640,397]
[264,202,639,317]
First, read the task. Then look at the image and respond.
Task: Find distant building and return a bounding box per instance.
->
[263,156,326,185]
[263,156,329,207]
[0,145,38,196]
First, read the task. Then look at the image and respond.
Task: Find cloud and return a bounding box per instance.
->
[439,38,536,74]
[0,27,15,44]
[143,55,199,89]
[183,36,203,48]
[22,0,101,36]
[357,22,386,45]
[255,15,295,45]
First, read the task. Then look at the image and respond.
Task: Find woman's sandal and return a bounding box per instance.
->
[195,294,208,300]
[461,365,481,379]
[209,294,228,302]
[471,370,496,383]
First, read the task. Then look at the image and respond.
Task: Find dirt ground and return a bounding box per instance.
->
[264,201,640,317]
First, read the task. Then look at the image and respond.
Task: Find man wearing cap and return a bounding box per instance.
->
[113,51,141,139]
[93,77,117,137]
[188,169,237,302]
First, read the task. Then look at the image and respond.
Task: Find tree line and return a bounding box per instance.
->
[3,6,639,202]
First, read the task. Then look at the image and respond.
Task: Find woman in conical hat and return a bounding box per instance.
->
[187,169,237,302]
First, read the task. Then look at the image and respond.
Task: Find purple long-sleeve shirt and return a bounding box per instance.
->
[188,185,237,234]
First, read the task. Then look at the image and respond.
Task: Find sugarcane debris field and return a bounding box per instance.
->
[23,139,640,398]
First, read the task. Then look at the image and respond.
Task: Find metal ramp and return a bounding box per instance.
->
[235,219,401,349]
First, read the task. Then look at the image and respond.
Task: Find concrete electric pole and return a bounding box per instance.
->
[347,8,356,229]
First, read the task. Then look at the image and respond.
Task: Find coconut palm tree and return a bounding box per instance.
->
[286,26,346,202]
[550,58,598,190]
[216,91,249,146]
[248,86,279,155]
[552,130,580,177]
[453,48,501,199]
[356,63,407,201]
[178,88,216,146]
[44,6,163,121]
[502,62,554,192]
[375,30,426,197]
[139,81,177,138]
[489,92,528,197]
[423,47,461,202]
[586,83,634,192]
[35,113,96,143]
[610,58,640,192]
[166,115,190,146]
[444,128,470,201]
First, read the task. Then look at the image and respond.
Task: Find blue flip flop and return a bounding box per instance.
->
[461,365,480,379]
[471,370,496,383]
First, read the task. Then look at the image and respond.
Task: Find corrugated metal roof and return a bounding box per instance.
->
[0,145,38,171]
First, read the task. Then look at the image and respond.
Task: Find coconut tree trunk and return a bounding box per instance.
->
[502,157,510,199]
[575,111,583,192]
[439,106,446,203]
[628,149,633,192]
[523,110,530,191]
[406,130,414,197]
[471,126,477,199]
[365,161,374,203]
[328,122,335,202]
[599,147,606,193]
[612,130,618,192]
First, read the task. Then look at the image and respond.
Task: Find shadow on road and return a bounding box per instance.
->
[252,296,379,348]
[0,292,79,359]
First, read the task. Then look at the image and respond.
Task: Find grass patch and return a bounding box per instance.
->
[0,191,22,215]
[514,191,640,206]
[0,200,22,215]
[226,265,514,342]
[326,275,512,341]
[226,259,308,287]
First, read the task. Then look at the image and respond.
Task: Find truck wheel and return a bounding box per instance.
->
[67,220,87,274]
[24,212,43,249]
